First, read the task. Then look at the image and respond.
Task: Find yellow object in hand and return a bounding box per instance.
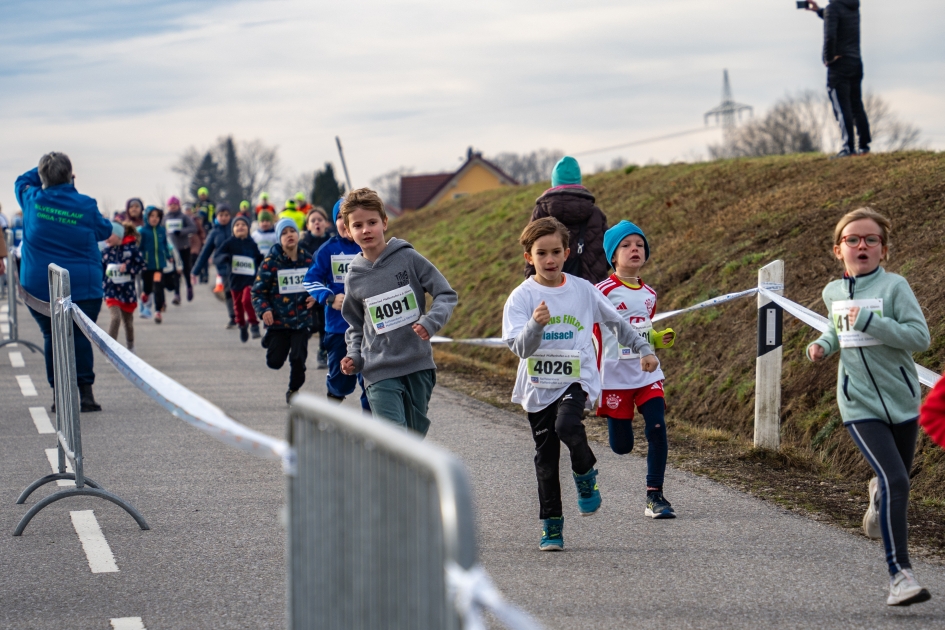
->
[647,327,676,349]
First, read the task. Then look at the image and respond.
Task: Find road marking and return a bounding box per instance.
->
[0,312,8,322]
[0,322,9,334]
[30,407,55,434]
[16,374,37,396]
[70,510,119,573]
[9,351,25,368]
[45,448,75,487]
[110,618,146,630]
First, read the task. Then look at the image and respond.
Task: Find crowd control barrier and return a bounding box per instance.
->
[0,229,43,355]
[14,264,148,535]
[286,394,542,630]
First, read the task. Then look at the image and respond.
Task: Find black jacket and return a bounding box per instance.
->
[214,236,264,292]
[818,0,860,64]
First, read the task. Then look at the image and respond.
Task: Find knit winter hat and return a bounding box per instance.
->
[276,218,298,237]
[166,195,181,207]
[604,220,650,265]
[197,187,209,196]
[110,221,125,239]
[145,205,164,221]
[284,199,297,210]
[258,211,274,223]
[332,198,343,223]
[232,215,251,231]
[551,156,582,187]
[239,200,250,211]
[295,192,306,202]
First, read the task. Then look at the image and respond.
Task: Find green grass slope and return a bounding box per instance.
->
[389,152,945,519]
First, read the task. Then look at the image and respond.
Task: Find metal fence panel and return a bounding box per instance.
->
[287,394,477,630]
[48,264,83,482]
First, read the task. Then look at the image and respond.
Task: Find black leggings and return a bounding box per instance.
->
[606,397,667,489]
[846,420,919,576]
[527,384,596,520]
[179,249,193,290]
[142,269,165,311]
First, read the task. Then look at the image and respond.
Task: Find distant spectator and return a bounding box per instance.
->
[114,197,145,228]
[255,192,276,219]
[15,152,112,412]
[525,156,608,283]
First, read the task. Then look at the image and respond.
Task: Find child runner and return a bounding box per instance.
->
[279,199,306,231]
[303,199,371,410]
[215,215,263,342]
[252,211,278,256]
[502,217,657,551]
[102,222,144,352]
[339,188,457,435]
[594,221,678,519]
[251,219,316,403]
[807,207,931,606]
[138,206,168,324]
[163,195,197,302]
[300,206,332,368]
[191,205,235,328]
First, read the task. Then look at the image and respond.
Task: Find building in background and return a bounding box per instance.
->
[399,148,517,213]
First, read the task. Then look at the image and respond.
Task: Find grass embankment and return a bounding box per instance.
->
[389,152,945,554]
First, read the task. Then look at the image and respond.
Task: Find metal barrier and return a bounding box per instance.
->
[0,229,43,355]
[13,264,148,536]
[286,394,541,630]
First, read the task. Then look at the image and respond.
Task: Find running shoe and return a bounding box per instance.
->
[539,517,564,551]
[172,293,181,306]
[187,286,194,302]
[226,320,237,329]
[887,569,931,606]
[250,324,260,339]
[154,312,162,324]
[573,468,602,516]
[286,389,298,405]
[858,146,871,156]
[239,326,249,343]
[317,352,328,369]
[863,476,881,540]
[140,304,152,319]
[830,148,853,160]
[645,489,676,519]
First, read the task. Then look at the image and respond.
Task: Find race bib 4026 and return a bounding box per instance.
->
[832,299,883,348]
[365,285,419,334]
[526,349,580,389]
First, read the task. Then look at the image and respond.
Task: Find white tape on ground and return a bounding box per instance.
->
[30,407,55,434]
[110,618,146,630]
[16,374,37,396]
[9,351,25,368]
[70,510,119,573]
[46,448,75,486]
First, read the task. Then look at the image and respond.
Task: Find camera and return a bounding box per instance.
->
[796,0,809,8]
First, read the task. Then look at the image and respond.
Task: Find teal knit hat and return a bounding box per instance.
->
[551,156,582,187]
[604,220,649,265]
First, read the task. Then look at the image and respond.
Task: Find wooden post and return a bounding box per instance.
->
[754,260,784,449]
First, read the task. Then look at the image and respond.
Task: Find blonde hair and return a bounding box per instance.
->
[833,207,891,261]
[341,188,387,226]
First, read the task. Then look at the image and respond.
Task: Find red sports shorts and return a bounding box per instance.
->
[596,381,664,420]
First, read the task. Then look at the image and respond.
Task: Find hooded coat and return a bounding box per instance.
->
[525,185,609,284]
[817,0,860,64]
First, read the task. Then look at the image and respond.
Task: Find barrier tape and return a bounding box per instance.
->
[446,562,544,630]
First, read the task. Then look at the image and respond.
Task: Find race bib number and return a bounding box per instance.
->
[527,350,580,389]
[15,229,23,241]
[105,263,131,284]
[166,218,183,232]
[163,257,174,273]
[331,254,356,284]
[232,255,256,276]
[365,285,419,334]
[833,299,883,348]
[618,318,653,360]
[278,269,306,294]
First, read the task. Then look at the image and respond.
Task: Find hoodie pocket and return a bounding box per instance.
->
[842,374,851,402]
[899,366,916,398]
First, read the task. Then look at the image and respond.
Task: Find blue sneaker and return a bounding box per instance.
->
[573,468,602,516]
[539,517,564,551]
[139,303,152,319]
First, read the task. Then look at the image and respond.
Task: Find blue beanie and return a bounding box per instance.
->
[332,198,344,223]
[551,156,582,187]
[275,217,298,238]
[604,220,650,266]
[110,221,125,239]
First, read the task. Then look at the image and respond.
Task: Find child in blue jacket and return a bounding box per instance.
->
[302,199,370,410]
[138,206,168,324]
[103,222,145,351]
[215,215,264,342]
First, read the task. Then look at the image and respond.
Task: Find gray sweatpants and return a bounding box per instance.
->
[846,420,919,576]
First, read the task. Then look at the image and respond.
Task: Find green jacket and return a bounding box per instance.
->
[808,267,930,425]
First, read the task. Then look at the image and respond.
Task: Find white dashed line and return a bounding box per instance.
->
[45,448,75,487]
[9,351,25,368]
[30,407,55,434]
[110,617,146,630]
[70,510,119,573]
[16,374,37,396]
[0,322,9,334]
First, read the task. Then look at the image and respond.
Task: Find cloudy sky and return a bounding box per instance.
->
[1,0,942,215]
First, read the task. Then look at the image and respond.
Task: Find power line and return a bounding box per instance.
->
[572,126,718,157]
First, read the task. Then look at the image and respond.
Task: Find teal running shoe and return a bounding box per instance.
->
[573,468,602,516]
[539,517,564,551]
[645,489,676,519]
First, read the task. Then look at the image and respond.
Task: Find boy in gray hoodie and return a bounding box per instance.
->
[339,188,457,436]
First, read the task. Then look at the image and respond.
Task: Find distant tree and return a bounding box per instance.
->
[370,167,414,210]
[172,137,281,204]
[488,149,564,185]
[189,152,225,202]
[311,163,345,212]
[283,171,316,205]
[222,136,244,207]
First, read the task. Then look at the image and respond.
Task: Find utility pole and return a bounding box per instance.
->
[335,137,353,192]
[704,69,753,144]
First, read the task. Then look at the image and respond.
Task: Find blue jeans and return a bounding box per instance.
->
[606,397,668,489]
[324,332,369,409]
[28,298,102,389]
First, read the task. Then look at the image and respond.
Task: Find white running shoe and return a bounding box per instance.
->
[863,477,881,540]
[887,569,931,606]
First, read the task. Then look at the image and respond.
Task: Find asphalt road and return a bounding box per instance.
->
[1,284,944,629]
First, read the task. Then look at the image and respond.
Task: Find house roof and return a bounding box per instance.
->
[400,173,454,211]
[420,153,518,209]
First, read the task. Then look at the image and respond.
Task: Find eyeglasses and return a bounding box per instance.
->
[839,234,883,247]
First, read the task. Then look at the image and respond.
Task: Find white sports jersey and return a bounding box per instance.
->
[594,274,664,390]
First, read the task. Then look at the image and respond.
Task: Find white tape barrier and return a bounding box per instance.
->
[447,562,544,630]
[759,288,940,388]
[67,300,293,472]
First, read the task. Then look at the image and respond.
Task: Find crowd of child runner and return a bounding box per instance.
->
[50,154,941,609]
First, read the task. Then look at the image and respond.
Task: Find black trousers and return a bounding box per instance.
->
[265,329,309,391]
[142,270,165,311]
[827,57,871,153]
[179,249,193,290]
[527,383,596,520]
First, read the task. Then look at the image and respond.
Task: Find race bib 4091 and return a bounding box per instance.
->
[365,285,419,334]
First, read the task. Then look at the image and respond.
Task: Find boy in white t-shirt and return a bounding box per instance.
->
[594,221,678,519]
[502,217,658,551]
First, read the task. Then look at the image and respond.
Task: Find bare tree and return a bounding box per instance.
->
[370,167,414,210]
[170,137,281,203]
[488,149,563,185]
[862,93,923,152]
[283,171,316,205]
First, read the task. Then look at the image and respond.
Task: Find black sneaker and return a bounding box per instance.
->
[239,326,249,343]
[250,324,260,339]
[645,490,676,519]
[79,384,102,413]
[830,148,853,160]
[226,320,237,330]
[858,145,871,156]
[286,389,298,405]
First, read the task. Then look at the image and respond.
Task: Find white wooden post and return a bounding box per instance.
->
[754,260,784,449]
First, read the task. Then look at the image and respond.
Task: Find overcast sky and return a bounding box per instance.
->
[1,0,942,216]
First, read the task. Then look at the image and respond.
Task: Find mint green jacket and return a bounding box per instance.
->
[807,267,930,425]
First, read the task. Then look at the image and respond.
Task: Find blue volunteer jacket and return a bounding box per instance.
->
[14,168,113,301]
[303,235,362,334]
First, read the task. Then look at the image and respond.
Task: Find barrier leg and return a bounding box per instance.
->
[754,260,784,450]
[13,487,150,536]
[15,474,102,504]
[0,338,44,354]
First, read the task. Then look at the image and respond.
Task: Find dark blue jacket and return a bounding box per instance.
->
[302,235,362,334]
[252,244,314,331]
[138,224,168,271]
[15,168,112,301]
[102,240,145,303]
[214,235,264,292]
[192,221,232,278]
